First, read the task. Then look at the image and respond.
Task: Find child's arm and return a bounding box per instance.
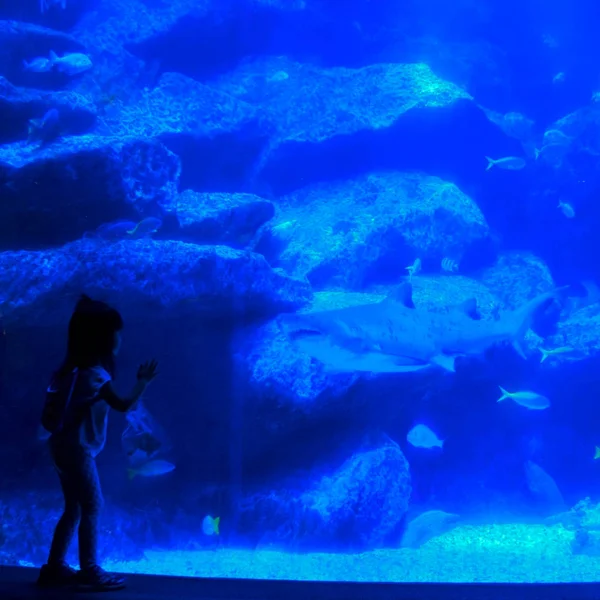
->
[98,359,159,413]
[98,380,147,413]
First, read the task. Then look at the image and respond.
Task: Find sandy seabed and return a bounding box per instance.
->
[99,524,600,583]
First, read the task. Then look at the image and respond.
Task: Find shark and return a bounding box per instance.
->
[279,283,563,374]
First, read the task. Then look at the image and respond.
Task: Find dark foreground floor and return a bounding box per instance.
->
[1,567,600,600]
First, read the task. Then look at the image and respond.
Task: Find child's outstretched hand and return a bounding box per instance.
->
[137,359,159,384]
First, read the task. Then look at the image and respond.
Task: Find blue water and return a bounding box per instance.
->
[1,0,600,584]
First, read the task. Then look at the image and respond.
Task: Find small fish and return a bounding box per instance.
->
[272,220,297,232]
[407,424,443,449]
[594,446,600,460]
[96,220,138,240]
[539,346,573,363]
[552,72,565,84]
[401,510,460,549]
[441,257,459,273]
[126,217,163,237]
[544,129,571,146]
[23,57,53,73]
[485,156,527,171]
[405,258,421,282]
[497,386,550,410]
[202,515,220,536]
[49,51,93,76]
[558,200,575,218]
[127,459,175,479]
[28,108,60,144]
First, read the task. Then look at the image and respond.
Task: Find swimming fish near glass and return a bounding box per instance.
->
[202,515,220,536]
[95,220,139,240]
[23,56,53,73]
[485,156,527,171]
[497,387,550,410]
[49,51,93,76]
[539,346,573,363]
[441,257,459,273]
[127,217,163,237]
[557,200,575,219]
[405,258,421,282]
[407,424,444,449]
[127,459,175,479]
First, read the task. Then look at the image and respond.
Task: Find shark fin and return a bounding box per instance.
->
[431,353,456,372]
[388,282,415,308]
[454,298,480,320]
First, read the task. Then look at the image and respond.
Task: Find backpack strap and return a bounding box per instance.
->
[59,368,79,432]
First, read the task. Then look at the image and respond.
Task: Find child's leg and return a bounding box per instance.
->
[38,444,81,587]
[75,451,103,570]
[47,468,82,566]
[73,451,126,590]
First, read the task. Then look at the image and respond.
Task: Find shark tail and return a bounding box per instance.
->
[498,386,511,402]
[485,156,496,171]
[508,288,567,359]
[539,348,550,363]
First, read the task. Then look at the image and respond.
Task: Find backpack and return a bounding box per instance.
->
[41,368,79,435]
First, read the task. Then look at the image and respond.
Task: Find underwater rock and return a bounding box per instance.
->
[546,498,600,532]
[217,57,471,138]
[480,252,555,311]
[570,528,600,556]
[0,20,86,89]
[257,172,489,288]
[104,72,265,192]
[0,76,97,144]
[214,57,476,194]
[0,135,180,250]
[74,0,205,53]
[0,240,312,327]
[175,190,274,247]
[239,440,411,550]
[548,307,600,366]
[400,510,461,549]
